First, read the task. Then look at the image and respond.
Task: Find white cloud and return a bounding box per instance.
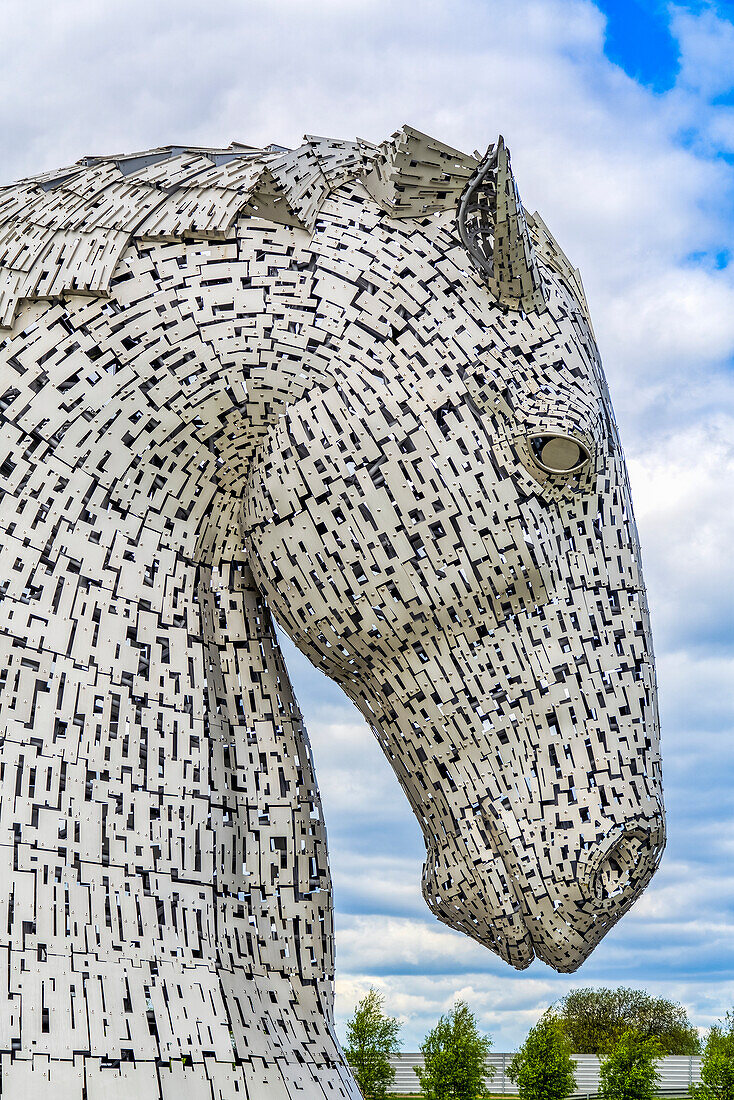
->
[307,716,404,817]
[334,967,562,1050]
[336,914,490,971]
[604,269,734,374]
[628,417,734,647]
[671,5,734,97]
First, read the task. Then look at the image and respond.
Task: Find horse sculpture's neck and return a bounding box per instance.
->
[0,236,357,1096]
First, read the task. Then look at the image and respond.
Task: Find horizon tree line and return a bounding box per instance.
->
[342,986,733,1100]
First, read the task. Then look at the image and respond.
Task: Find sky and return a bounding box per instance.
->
[2,0,734,1053]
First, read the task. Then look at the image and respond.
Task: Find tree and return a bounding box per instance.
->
[554,987,700,1055]
[508,1012,577,1100]
[414,1000,494,1100]
[343,988,402,1100]
[692,1012,734,1100]
[599,1030,662,1100]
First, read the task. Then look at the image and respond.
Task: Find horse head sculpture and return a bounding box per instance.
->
[242,128,664,974]
[0,125,664,1096]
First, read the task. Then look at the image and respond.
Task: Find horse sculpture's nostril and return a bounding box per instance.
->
[579,818,666,911]
[593,833,645,902]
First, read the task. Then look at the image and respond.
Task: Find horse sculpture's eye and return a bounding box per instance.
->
[529,433,591,475]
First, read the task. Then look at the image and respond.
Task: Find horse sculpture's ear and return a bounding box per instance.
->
[361,127,547,314]
[457,136,547,314]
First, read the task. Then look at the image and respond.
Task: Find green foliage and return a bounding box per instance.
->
[598,1029,662,1100]
[344,988,402,1100]
[414,1000,494,1100]
[507,1012,576,1100]
[554,987,700,1055]
[692,1012,734,1100]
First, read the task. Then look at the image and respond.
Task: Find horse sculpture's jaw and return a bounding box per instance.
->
[333,621,664,976]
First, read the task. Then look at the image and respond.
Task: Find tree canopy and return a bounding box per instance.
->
[343,988,402,1100]
[508,1012,577,1100]
[554,987,700,1055]
[415,1000,494,1100]
[599,1030,662,1100]
[693,1011,734,1100]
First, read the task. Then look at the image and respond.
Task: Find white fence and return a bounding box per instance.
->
[388,1053,702,1096]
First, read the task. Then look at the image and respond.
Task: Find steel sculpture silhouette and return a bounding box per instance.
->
[0,127,665,1097]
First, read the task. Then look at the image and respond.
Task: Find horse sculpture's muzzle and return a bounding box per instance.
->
[491,813,665,971]
[412,565,665,974]
[423,807,665,972]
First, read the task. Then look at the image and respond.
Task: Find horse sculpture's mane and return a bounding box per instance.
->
[0,127,588,332]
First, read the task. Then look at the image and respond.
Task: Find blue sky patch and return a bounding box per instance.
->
[596,0,680,91]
